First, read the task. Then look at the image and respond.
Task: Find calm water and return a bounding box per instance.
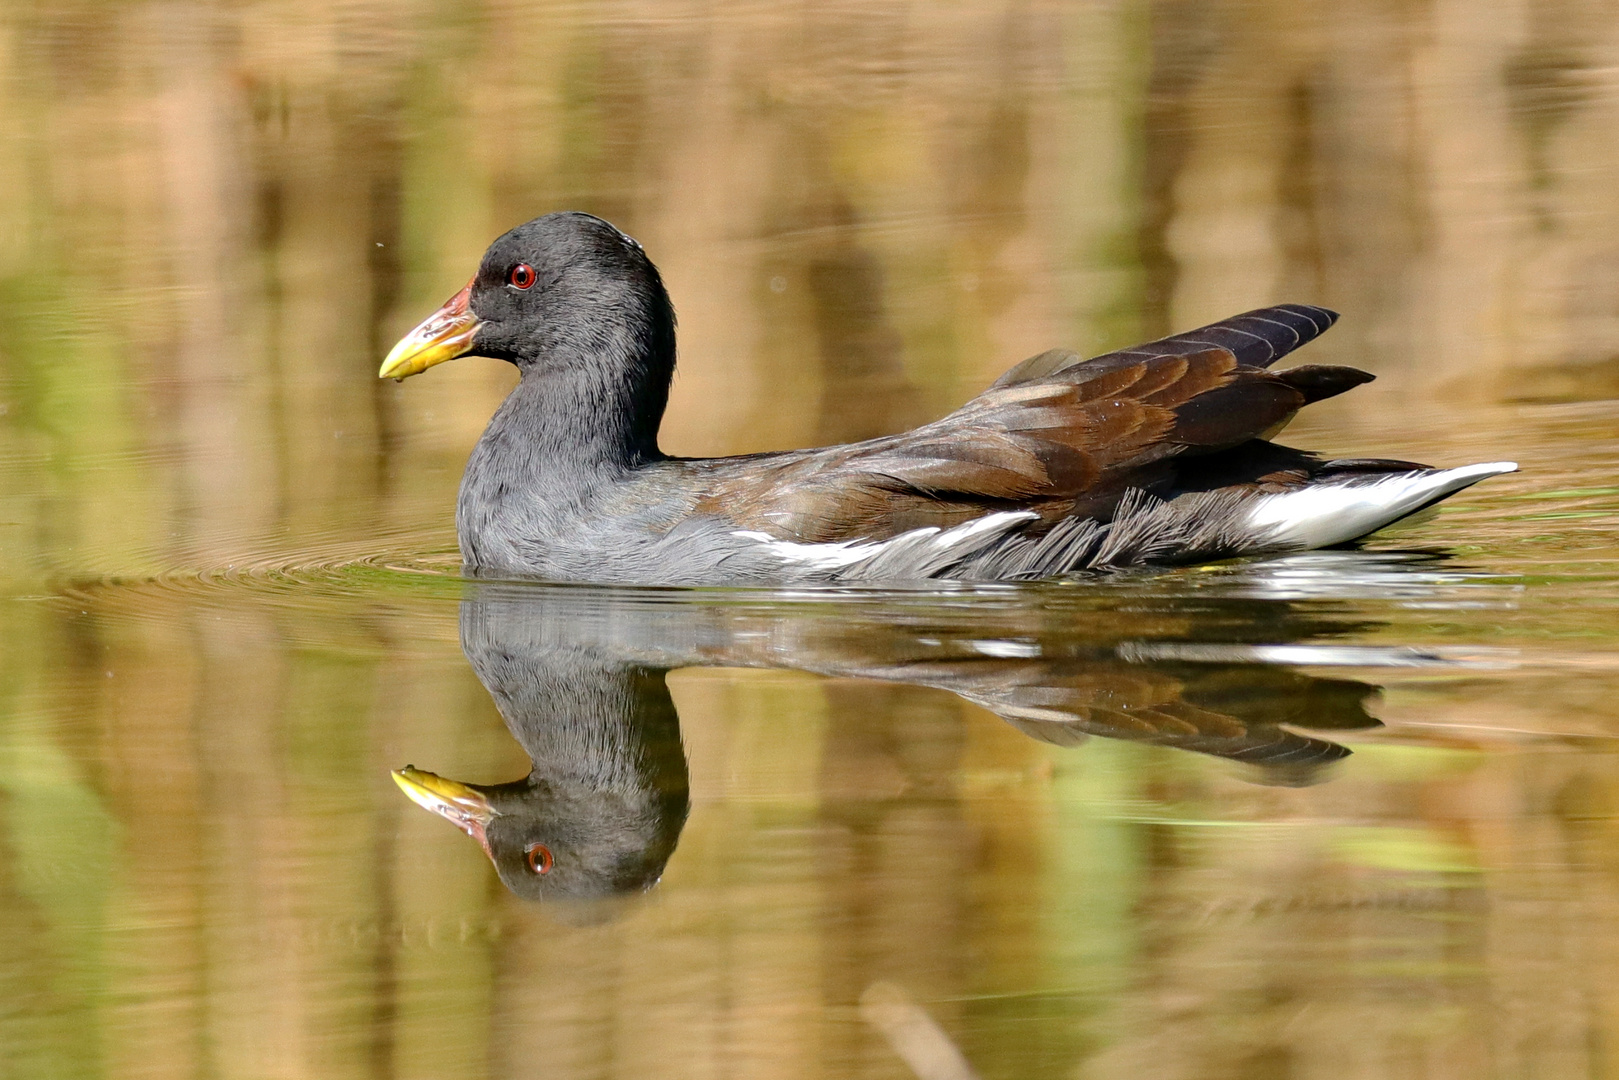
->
[4,3,1619,1078]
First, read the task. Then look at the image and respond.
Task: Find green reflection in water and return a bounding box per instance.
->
[0,0,1617,1076]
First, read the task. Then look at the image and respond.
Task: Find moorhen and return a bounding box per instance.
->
[393,580,1387,901]
[393,593,689,904]
[380,212,1516,585]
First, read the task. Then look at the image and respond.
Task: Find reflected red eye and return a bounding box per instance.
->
[524,842,553,875]
[509,263,536,289]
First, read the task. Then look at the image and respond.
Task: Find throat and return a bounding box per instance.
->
[480,363,665,484]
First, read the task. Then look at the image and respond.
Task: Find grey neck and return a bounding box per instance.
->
[463,632,686,802]
[456,361,667,566]
[492,355,664,472]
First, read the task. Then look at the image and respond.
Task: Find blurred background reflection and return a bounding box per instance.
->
[2,1,1619,1078]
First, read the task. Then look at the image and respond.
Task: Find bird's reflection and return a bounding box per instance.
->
[395,553,1498,904]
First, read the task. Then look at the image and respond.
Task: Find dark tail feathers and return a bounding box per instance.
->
[1274,363,1374,404]
[1106,304,1339,370]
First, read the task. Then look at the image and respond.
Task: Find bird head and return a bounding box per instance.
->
[378,211,673,380]
[391,765,685,903]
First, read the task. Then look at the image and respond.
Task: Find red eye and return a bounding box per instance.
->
[525,842,553,875]
[509,263,536,289]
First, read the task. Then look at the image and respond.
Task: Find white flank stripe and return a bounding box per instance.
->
[730,530,918,570]
[735,510,1038,569]
[1247,461,1518,550]
[930,510,1039,547]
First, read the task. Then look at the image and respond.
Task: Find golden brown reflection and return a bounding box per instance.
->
[11,557,1619,1079]
[1,1,1618,1077]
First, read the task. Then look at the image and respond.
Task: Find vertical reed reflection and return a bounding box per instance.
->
[0,1,1616,1078]
[5,0,1617,579]
[10,561,1619,1076]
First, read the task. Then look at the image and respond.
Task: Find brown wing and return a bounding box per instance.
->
[701,305,1369,542]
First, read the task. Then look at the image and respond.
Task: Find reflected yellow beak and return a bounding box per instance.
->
[378,279,482,380]
[392,766,497,857]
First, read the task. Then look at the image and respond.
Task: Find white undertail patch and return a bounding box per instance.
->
[1246,461,1518,550]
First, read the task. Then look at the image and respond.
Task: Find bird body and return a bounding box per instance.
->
[382,212,1515,586]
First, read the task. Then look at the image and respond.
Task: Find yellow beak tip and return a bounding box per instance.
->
[379,279,481,381]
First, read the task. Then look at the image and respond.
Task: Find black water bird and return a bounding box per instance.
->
[380,212,1516,586]
[392,598,690,903]
[393,578,1388,902]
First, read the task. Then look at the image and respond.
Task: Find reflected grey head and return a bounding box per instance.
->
[393,766,687,904]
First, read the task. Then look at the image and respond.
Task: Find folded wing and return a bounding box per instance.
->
[706,305,1372,542]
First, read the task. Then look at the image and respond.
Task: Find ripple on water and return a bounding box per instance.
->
[51,533,468,622]
[36,511,1613,689]
[51,541,1530,615]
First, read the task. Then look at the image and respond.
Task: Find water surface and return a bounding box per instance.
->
[3,3,1619,1078]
